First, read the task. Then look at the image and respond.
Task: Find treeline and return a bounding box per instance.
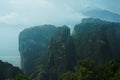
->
[6,59,120,80]
[61,59,120,80]
[6,74,31,80]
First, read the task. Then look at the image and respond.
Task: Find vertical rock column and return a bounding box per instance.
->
[19,25,57,75]
[47,26,76,80]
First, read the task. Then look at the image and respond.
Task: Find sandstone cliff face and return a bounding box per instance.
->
[19,25,57,75]
[72,18,120,64]
[0,60,23,80]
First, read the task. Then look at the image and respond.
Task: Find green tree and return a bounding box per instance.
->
[61,59,97,80]
[99,59,120,80]
[110,69,120,80]
[76,59,97,80]
[61,72,76,80]
[6,74,31,80]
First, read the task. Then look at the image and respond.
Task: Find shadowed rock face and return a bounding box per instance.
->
[46,26,76,80]
[72,18,120,64]
[0,60,23,80]
[19,25,57,75]
[19,18,120,80]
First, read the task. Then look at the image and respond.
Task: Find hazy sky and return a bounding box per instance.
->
[0,0,120,67]
[0,0,120,25]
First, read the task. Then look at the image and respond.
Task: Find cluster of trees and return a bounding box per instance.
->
[6,74,31,80]
[61,59,120,80]
[5,59,120,80]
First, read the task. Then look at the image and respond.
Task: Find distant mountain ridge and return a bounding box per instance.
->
[83,8,120,22]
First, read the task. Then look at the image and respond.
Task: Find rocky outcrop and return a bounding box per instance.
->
[46,26,76,80]
[19,18,120,80]
[0,60,23,80]
[72,18,120,64]
[19,25,57,75]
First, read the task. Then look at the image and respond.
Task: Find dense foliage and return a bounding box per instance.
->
[6,74,31,80]
[61,59,120,80]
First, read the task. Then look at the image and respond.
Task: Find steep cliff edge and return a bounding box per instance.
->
[19,25,57,75]
[0,60,23,80]
[19,18,120,80]
[72,18,120,64]
[46,26,76,80]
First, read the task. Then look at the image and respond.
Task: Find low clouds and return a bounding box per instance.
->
[7,0,86,26]
[0,26,22,67]
[0,0,120,26]
[0,0,91,26]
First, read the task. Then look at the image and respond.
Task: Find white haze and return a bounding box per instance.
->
[0,0,120,67]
